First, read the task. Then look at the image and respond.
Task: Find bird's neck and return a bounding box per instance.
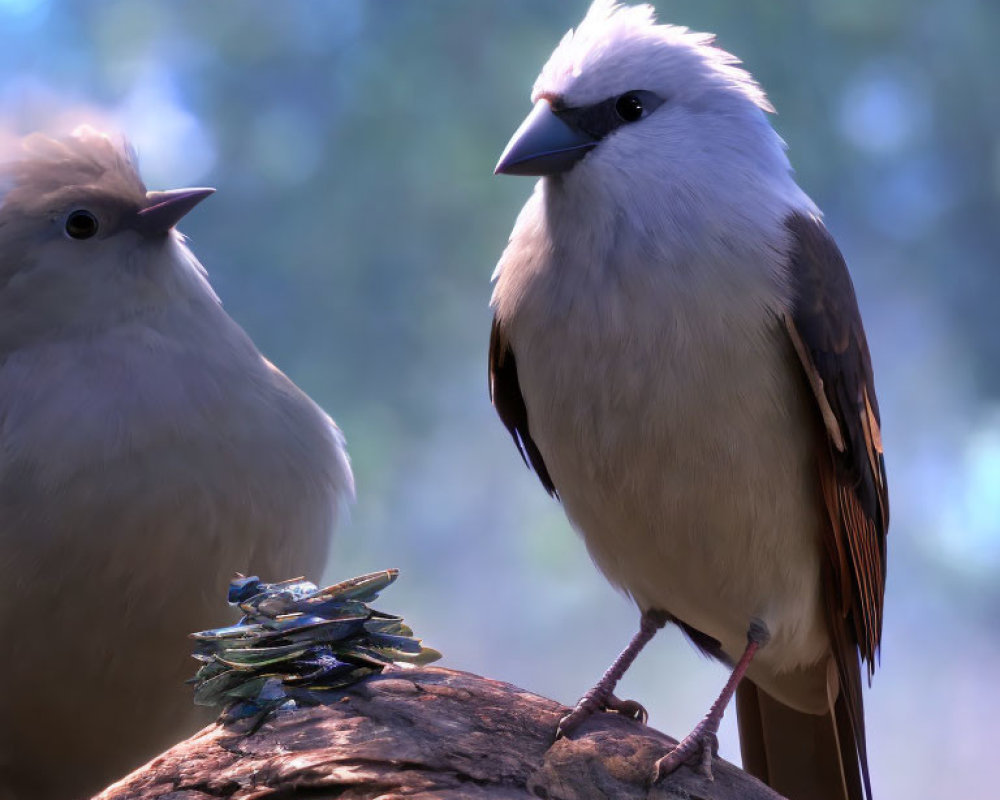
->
[492,173,808,341]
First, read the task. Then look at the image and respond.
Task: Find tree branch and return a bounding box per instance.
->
[95,666,785,800]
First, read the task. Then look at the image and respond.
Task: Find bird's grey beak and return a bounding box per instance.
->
[495,99,597,176]
[134,187,215,236]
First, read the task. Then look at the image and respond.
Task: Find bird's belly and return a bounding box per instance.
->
[0,429,336,795]
[519,321,831,677]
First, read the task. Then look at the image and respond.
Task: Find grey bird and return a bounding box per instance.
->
[0,127,353,799]
[489,4,888,800]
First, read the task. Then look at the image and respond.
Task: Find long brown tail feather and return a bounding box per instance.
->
[823,550,874,800]
[736,680,864,800]
[828,633,872,799]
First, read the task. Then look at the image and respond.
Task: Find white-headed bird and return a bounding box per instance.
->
[0,128,353,799]
[490,4,888,800]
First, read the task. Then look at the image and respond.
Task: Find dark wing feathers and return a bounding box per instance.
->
[783,211,888,670]
[488,318,557,497]
[783,211,888,800]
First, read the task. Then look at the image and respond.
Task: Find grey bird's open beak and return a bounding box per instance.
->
[135,187,215,237]
[495,99,597,176]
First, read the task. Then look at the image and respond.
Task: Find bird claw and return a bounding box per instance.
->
[557,692,649,738]
[653,730,719,782]
[556,695,599,738]
[604,693,649,725]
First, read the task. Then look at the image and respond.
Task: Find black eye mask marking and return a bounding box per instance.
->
[554,90,664,140]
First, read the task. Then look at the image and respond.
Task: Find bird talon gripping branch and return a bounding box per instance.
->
[555,608,666,738]
[557,690,647,739]
[604,694,649,725]
[653,731,717,783]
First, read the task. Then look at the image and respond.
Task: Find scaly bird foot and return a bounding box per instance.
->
[556,610,669,739]
[557,691,649,738]
[605,693,649,725]
[654,728,719,782]
[655,619,770,782]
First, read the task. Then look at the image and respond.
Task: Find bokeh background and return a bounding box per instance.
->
[2,1,997,797]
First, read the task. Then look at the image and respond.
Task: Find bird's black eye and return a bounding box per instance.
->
[65,210,99,240]
[558,90,663,140]
[615,92,645,123]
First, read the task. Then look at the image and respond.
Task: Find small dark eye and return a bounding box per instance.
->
[615,92,645,123]
[65,210,99,240]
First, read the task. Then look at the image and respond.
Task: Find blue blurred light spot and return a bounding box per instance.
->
[937,411,1000,574]
[0,0,45,16]
[838,62,929,156]
[964,419,1000,548]
[0,0,48,33]
[113,65,215,186]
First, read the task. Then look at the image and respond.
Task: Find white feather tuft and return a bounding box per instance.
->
[535,0,773,113]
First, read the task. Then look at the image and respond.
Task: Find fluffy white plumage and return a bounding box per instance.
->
[0,127,353,799]
[493,1,831,712]
[535,1,774,113]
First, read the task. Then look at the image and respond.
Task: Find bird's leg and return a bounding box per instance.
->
[557,609,669,738]
[654,618,770,782]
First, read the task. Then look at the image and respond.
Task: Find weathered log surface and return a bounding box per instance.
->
[95,666,784,800]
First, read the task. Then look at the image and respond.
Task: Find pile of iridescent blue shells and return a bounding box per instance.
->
[190,569,440,721]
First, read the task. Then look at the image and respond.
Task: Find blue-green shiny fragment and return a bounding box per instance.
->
[189,569,440,721]
[215,643,311,667]
[190,623,256,641]
[317,569,398,603]
[228,575,263,604]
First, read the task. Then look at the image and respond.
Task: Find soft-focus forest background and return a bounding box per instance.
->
[1,1,997,797]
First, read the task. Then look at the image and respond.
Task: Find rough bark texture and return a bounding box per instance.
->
[95,666,785,800]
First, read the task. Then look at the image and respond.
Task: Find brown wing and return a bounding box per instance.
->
[782,211,888,800]
[488,317,557,497]
[783,211,888,667]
